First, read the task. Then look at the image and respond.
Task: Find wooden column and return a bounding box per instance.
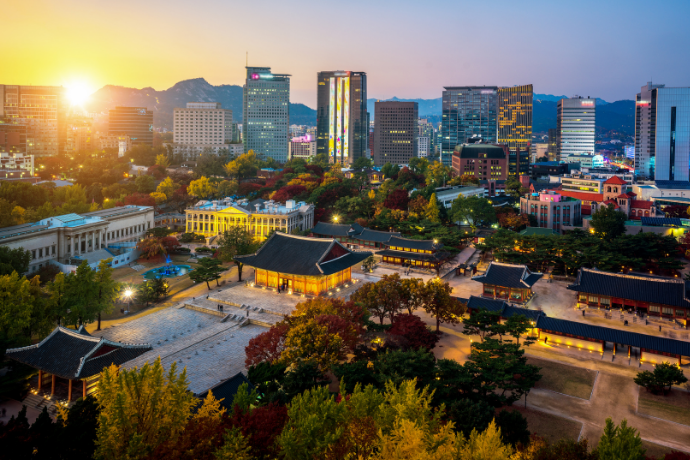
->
[628,346,631,358]
[83,380,87,398]
[51,375,56,395]
[38,370,42,391]
[68,379,72,402]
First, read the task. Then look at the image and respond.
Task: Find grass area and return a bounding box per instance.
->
[527,357,597,399]
[638,388,690,426]
[508,406,582,444]
[642,440,689,459]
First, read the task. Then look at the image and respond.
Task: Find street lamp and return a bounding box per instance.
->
[333,215,340,223]
[124,288,133,308]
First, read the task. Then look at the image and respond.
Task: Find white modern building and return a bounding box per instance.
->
[0,205,154,274]
[557,96,596,160]
[243,67,290,162]
[0,152,34,175]
[418,137,430,158]
[173,102,234,159]
[185,198,314,242]
[563,153,595,168]
[433,185,486,209]
[634,82,690,181]
[289,135,317,160]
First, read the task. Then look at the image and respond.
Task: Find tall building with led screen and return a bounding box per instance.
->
[243,67,290,162]
[316,71,367,165]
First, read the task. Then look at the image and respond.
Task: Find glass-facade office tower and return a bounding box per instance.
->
[441,86,498,166]
[243,67,290,162]
[108,107,154,146]
[498,84,532,175]
[0,85,67,156]
[316,71,367,165]
[373,101,418,166]
[634,82,690,181]
[556,96,596,161]
[547,128,558,161]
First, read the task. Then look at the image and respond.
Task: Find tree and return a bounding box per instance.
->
[495,409,530,446]
[155,153,171,168]
[505,176,527,199]
[188,176,217,199]
[135,174,156,193]
[591,203,627,241]
[501,314,536,346]
[0,272,33,351]
[634,362,687,395]
[135,280,157,306]
[451,195,497,230]
[422,278,465,332]
[217,226,257,281]
[155,176,175,200]
[426,193,441,223]
[189,257,225,289]
[425,161,451,187]
[361,255,376,272]
[280,320,345,370]
[596,418,646,460]
[229,403,288,460]
[462,309,502,342]
[0,246,31,275]
[459,420,514,460]
[446,399,495,438]
[224,151,259,180]
[244,323,289,367]
[95,358,219,460]
[63,261,97,327]
[387,314,439,351]
[398,278,427,315]
[93,258,120,331]
[350,274,405,324]
[137,237,166,259]
[383,188,410,211]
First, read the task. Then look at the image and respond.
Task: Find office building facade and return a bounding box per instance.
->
[173,102,234,159]
[498,84,532,175]
[316,71,367,165]
[243,67,290,162]
[441,86,498,166]
[0,85,67,156]
[108,107,153,146]
[556,96,596,160]
[0,121,27,154]
[289,134,317,160]
[373,101,418,166]
[634,82,690,181]
[547,128,558,161]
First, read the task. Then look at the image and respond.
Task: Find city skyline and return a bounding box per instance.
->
[4,0,690,108]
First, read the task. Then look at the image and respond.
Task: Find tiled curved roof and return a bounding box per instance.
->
[472,262,543,289]
[387,236,438,251]
[5,327,151,379]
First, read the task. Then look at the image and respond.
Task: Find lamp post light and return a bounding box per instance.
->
[124,288,133,308]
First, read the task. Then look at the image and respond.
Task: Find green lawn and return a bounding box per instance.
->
[638,388,690,426]
[508,406,582,444]
[527,358,597,399]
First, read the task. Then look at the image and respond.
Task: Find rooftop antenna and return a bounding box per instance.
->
[246,52,248,67]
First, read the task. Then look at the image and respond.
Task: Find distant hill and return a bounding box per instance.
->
[367,97,441,117]
[87,78,317,129]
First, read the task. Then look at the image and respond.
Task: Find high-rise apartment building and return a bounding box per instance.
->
[635,82,690,181]
[0,85,67,156]
[418,119,435,159]
[243,67,290,162]
[108,107,153,146]
[547,128,558,161]
[556,96,596,161]
[316,71,367,165]
[441,86,498,166]
[373,101,418,166]
[289,134,317,160]
[173,102,234,157]
[498,85,532,175]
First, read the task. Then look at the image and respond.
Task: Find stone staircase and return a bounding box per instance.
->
[21,393,60,417]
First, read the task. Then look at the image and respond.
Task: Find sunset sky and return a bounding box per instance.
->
[4,0,690,107]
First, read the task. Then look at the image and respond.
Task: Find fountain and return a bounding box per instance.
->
[142,262,193,280]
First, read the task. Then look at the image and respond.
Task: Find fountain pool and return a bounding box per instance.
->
[142,264,193,280]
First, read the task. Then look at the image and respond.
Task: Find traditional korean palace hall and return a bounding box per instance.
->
[234,232,371,296]
[378,236,445,270]
[310,222,401,250]
[568,268,690,327]
[5,326,151,402]
[472,261,543,304]
[465,296,690,366]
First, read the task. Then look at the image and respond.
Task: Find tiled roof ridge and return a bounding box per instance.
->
[581,267,684,285]
[390,235,432,242]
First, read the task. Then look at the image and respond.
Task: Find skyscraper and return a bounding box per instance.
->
[556,96,596,161]
[173,102,234,157]
[635,82,690,181]
[108,107,154,146]
[0,85,67,156]
[316,71,367,165]
[243,67,290,162]
[441,86,498,166]
[373,101,418,166]
[498,84,533,175]
[547,128,558,161]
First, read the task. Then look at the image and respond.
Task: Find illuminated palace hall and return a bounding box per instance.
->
[235,232,371,296]
[185,198,314,241]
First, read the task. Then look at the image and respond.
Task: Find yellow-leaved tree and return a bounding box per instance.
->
[188,176,216,199]
[155,154,171,168]
[95,358,213,460]
[280,319,345,370]
[156,176,176,200]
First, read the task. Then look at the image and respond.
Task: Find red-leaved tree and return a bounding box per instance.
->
[160,236,181,253]
[387,314,440,351]
[123,193,156,207]
[244,323,289,367]
[383,188,410,211]
[230,403,288,460]
[272,185,307,203]
[237,182,262,197]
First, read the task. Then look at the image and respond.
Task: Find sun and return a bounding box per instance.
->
[66,82,92,106]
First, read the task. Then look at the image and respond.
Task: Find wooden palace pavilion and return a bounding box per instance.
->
[235,232,372,296]
[6,326,151,402]
[472,261,543,304]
